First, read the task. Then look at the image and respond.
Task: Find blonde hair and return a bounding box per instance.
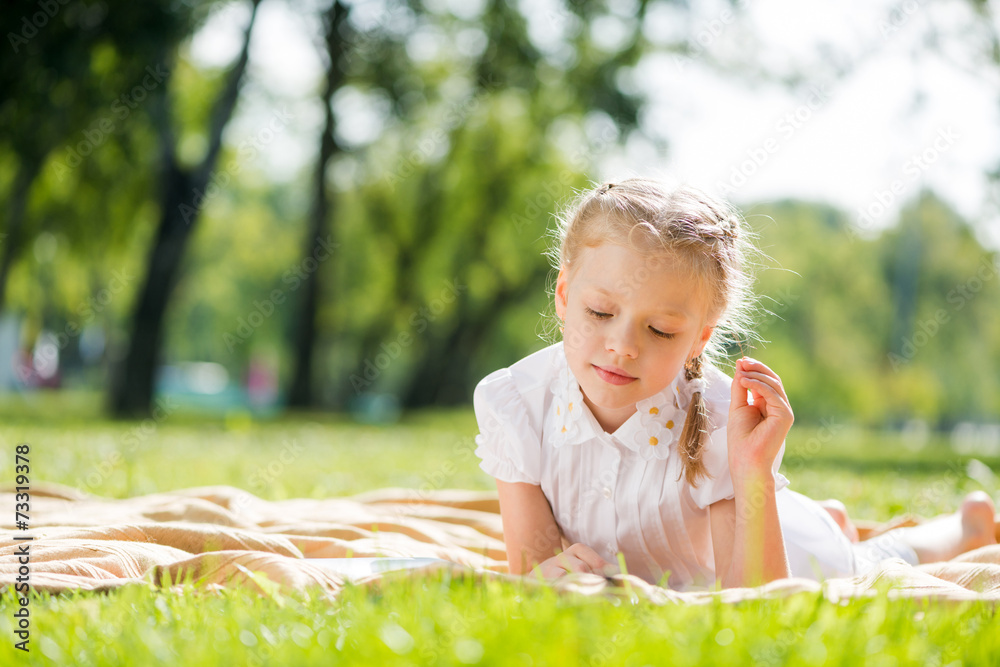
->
[550,178,759,487]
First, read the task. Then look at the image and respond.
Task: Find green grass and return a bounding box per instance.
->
[1,390,998,666]
[1,577,997,666]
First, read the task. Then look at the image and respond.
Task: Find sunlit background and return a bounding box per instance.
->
[2,0,998,450]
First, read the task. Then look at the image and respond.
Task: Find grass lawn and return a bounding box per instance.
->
[1,390,998,665]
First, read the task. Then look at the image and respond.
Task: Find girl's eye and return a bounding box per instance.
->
[649,326,675,340]
[585,307,611,319]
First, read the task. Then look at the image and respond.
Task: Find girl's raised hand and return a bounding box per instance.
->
[530,543,616,579]
[727,357,794,478]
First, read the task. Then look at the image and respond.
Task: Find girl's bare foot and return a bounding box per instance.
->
[818,499,860,543]
[893,491,997,564]
[958,491,998,554]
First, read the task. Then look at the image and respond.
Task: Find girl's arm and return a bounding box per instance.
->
[496,479,611,576]
[496,479,563,574]
[710,357,793,588]
[710,477,787,587]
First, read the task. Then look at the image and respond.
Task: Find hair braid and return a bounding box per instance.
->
[678,355,709,487]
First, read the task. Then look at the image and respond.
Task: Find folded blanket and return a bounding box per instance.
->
[2,483,999,603]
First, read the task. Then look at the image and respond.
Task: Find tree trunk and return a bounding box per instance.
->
[399,268,546,407]
[108,0,261,417]
[287,1,347,408]
[108,168,197,416]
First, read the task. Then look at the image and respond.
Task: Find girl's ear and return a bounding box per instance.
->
[690,323,714,358]
[554,267,569,320]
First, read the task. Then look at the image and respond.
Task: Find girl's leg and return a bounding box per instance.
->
[817,499,859,543]
[891,491,996,563]
[821,492,996,561]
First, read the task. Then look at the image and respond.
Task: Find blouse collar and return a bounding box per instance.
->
[549,348,688,461]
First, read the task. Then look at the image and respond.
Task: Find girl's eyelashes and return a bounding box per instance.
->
[584,307,612,319]
[583,306,677,339]
[649,326,675,340]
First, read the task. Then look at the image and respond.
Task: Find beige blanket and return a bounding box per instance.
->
[2,483,999,603]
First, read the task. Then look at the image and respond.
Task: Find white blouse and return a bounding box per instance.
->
[473,342,856,589]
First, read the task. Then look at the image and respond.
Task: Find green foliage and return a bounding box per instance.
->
[3,2,998,426]
[0,0,193,242]
[164,159,306,375]
[749,191,1000,426]
[324,85,589,405]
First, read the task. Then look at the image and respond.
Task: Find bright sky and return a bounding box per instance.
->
[189,0,1000,249]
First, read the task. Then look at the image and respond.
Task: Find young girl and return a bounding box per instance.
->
[473,178,996,590]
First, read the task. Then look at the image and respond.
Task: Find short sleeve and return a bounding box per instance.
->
[473,368,542,485]
[687,426,790,509]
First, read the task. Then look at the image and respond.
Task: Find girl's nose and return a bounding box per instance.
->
[606,321,639,359]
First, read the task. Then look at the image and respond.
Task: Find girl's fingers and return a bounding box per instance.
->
[535,542,613,579]
[535,543,611,578]
[737,359,781,381]
[553,555,586,574]
[537,556,581,578]
[738,370,788,400]
[564,543,610,571]
[734,359,790,404]
[738,376,793,419]
[737,357,776,375]
[730,367,750,409]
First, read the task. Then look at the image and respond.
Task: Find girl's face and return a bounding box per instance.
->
[555,242,715,433]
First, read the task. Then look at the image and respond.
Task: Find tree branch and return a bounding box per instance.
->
[148,64,177,170]
[197,0,263,185]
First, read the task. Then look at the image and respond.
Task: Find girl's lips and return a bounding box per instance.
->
[593,364,637,386]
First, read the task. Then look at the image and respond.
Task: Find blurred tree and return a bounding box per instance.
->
[287,0,348,408]
[879,192,1000,426]
[0,3,188,313]
[7,0,998,427]
[750,200,895,424]
[288,0,658,407]
[750,192,1000,426]
[108,0,263,417]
